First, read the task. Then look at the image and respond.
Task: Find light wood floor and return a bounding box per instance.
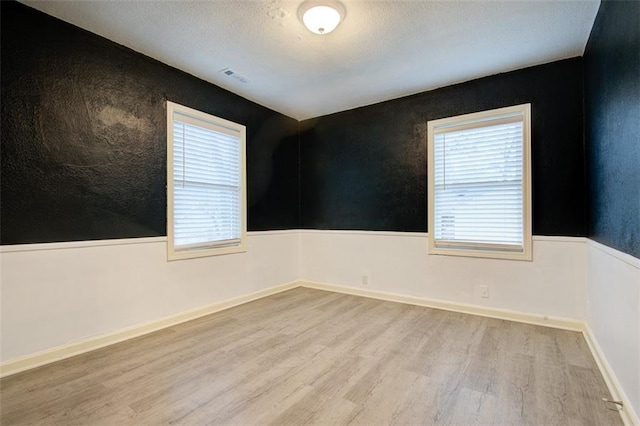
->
[0,287,622,425]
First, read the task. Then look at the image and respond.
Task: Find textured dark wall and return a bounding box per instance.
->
[1,2,299,245]
[1,1,599,245]
[300,59,586,235]
[585,0,640,259]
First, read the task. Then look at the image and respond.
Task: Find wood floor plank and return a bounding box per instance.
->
[568,364,625,425]
[346,367,423,425]
[459,323,504,397]
[0,287,622,425]
[264,354,368,425]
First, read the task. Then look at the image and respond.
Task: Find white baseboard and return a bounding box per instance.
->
[2,279,583,379]
[0,281,300,378]
[583,325,638,426]
[300,280,584,331]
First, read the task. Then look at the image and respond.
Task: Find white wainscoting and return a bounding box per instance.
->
[1,230,638,424]
[299,230,587,321]
[586,239,640,424]
[0,231,299,366]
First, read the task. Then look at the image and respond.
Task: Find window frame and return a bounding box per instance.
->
[166,101,247,261]
[427,103,532,261]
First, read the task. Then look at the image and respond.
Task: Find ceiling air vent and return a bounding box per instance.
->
[219,68,250,84]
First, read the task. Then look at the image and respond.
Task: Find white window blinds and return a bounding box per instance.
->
[167,102,246,260]
[428,104,531,260]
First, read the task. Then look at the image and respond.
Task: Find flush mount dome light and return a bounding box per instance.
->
[298,0,346,35]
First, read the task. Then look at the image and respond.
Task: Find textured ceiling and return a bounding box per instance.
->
[21,0,600,120]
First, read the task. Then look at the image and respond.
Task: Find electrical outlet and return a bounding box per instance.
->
[362,274,369,286]
[479,285,489,298]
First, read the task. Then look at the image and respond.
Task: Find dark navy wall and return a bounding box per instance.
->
[1,2,300,245]
[3,2,607,246]
[585,0,640,259]
[300,59,586,235]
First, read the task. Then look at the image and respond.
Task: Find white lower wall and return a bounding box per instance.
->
[300,230,587,321]
[587,239,640,422]
[2,228,638,423]
[0,231,299,362]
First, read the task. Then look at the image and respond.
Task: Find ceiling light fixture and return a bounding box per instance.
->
[298,0,345,35]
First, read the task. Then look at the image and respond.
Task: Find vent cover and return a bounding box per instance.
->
[219,68,250,84]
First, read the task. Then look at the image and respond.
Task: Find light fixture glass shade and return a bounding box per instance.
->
[303,6,340,34]
[298,1,345,35]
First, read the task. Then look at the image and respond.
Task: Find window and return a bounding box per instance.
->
[427,104,531,260]
[167,101,246,260]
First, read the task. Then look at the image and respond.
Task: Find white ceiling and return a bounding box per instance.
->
[21,0,600,120]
